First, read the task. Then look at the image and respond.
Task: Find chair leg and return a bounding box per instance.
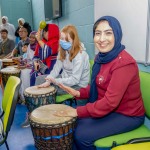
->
[74,99,77,105]
[5,140,9,150]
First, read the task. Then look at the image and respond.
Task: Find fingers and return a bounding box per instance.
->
[45,77,51,81]
[36,84,43,88]
[37,82,49,88]
[54,109,77,117]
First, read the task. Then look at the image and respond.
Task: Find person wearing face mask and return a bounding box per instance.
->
[30,24,59,86]
[36,25,90,97]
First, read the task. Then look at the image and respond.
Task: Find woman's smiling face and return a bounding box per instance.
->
[94,20,115,53]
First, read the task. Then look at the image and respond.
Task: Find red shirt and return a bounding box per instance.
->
[77,50,145,118]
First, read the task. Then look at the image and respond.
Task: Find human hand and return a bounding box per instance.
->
[35,29,41,41]
[58,83,80,97]
[34,61,40,71]
[37,80,50,88]
[45,77,57,85]
[54,107,77,117]
[7,54,13,59]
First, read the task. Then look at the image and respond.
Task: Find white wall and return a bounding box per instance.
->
[94,0,149,64]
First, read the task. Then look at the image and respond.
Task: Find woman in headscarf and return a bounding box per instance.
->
[53,16,145,150]
[30,23,59,86]
[0,16,16,42]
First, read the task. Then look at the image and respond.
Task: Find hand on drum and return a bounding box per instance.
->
[37,80,50,88]
[58,83,80,97]
[54,107,78,117]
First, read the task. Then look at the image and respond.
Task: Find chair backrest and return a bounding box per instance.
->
[2,76,21,133]
[2,76,19,112]
[139,71,150,118]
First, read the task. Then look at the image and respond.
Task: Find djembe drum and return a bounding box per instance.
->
[2,58,17,68]
[29,104,77,150]
[0,67,20,86]
[24,86,57,112]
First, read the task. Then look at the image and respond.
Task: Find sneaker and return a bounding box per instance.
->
[21,99,26,105]
[21,113,30,128]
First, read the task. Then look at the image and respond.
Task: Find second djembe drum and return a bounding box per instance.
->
[24,86,57,112]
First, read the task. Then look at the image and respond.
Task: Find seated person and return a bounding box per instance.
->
[9,24,30,58]
[37,25,90,96]
[22,42,29,60]
[0,16,16,42]
[0,29,15,58]
[30,24,59,86]
[53,16,145,150]
[15,18,32,40]
[19,31,37,106]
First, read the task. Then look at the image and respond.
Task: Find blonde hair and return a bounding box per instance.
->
[59,25,81,61]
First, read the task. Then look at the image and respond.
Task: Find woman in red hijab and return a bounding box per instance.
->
[30,24,59,86]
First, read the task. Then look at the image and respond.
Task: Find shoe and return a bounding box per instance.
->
[21,99,26,105]
[21,113,30,128]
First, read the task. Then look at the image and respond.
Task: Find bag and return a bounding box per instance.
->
[39,60,48,74]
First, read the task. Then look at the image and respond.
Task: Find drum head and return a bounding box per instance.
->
[6,65,18,68]
[25,86,55,95]
[30,104,73,125]
[2,58,13,62]
[0,67,20,73]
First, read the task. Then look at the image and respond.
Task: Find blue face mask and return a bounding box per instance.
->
[60,40,72,50]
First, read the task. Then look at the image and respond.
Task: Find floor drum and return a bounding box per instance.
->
[24,86,57,112]
[29,104,77,150]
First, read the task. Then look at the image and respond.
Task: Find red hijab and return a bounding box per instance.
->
[34,24,59,68]
[41,24,59,54]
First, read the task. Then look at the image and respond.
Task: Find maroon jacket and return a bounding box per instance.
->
[77,50,145,118]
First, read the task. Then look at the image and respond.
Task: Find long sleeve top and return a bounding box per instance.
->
[76,50,145,118]
[0,23,16,41]
[47,50,90,87]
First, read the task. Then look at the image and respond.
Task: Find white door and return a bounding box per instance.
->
[94,0,149,64]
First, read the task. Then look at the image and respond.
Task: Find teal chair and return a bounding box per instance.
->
[0,76,21,150]
[56,60,94,105]
[94,71,150,149]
